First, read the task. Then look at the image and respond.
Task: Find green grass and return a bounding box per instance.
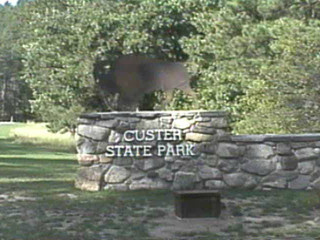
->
[0,123,76,195]
[0,123,25,139]
[7,122,76,152]
[0,123,171,239]
[224,189,320,216]
[1,123,320,240]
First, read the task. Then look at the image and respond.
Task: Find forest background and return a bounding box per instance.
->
[1,0,320,134]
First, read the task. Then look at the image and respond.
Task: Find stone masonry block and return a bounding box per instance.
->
[278,155,298,170]
[245,144,274,159]
[276,143,292,155]
[241,160,276,176]
[104,166,131,183]
[78,125,110,141]
[216,143,241,158]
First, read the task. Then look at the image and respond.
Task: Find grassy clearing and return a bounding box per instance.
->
[224,189,320,216]
[0,123,170,240]
[1,123,320,239]
[0,123,25,139]
[7,122,76,152]
[0,123,77,196]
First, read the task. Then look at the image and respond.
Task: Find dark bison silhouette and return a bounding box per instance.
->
[93,55,193,110]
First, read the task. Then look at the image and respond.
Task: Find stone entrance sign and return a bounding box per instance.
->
[75,110,229,191]
[75,110,320,191]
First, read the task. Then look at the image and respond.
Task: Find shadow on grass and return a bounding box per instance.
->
[0,157,77,184]
[0,156,76,165]
[0,139,75,155]
[0,137,77,196]
[0,180,76,196]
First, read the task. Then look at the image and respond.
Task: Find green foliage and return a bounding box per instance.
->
[0,4,32,121]
[177,0,320,133]
[18,0,202,131]
[266,18,320,132]
[19,0,107,131]
[33,101,85,133]
[15,0,320,133]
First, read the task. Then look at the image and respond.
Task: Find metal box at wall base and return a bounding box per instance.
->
[174,190,221,218]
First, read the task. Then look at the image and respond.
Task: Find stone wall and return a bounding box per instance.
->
[75,111,320,191]
[220,135,320,190]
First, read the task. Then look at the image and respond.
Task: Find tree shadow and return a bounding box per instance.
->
[0,139,75,155]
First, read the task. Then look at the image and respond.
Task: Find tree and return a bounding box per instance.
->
[19,0,103,132]
[0,3,31,121]
[177,0,320,133]
[18,0,320,134]
[18,0,201,131]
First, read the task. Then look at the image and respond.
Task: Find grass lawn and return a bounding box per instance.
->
[0,123,171,240]
[1,123,320,240]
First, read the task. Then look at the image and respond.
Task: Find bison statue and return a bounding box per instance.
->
[93,55,193,111]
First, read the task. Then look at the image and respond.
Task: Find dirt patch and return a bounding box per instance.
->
[0,192,39,203]
[149,205,238,239]
[149,197,320,240]
[1,190,320,239]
